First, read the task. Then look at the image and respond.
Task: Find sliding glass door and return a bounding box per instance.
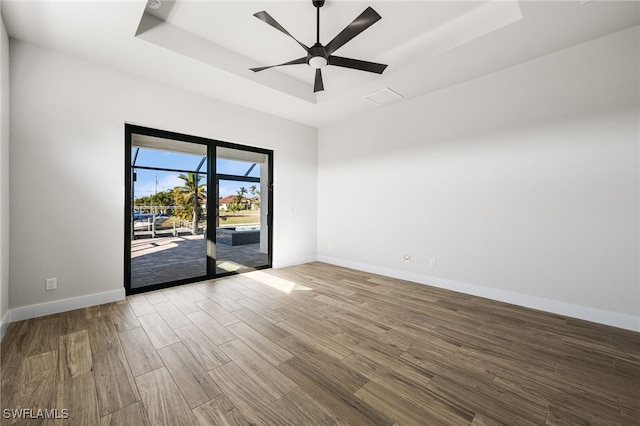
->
[125,125,272,294]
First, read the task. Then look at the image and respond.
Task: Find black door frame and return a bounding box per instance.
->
[124,124,273,295]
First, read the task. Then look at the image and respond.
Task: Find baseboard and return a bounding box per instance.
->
[317,255,640,332]
[6,288,126,324]
[0,309,9,341]
[272,255,318,270]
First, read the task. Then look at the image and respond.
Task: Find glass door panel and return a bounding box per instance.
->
[215,146,270,275]
[129,137,208,289]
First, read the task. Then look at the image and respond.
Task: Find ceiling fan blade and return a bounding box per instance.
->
[325,7,381,55]
[250,57,307,72]
[328,55,387,74]
[253,11,309,52]
[314,68,324,92]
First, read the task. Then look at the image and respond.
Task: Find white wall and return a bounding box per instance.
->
[8,40,317,320]
[318,26,640,331]
[0,13,9,338]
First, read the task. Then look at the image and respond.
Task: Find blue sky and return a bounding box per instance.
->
[132,148,260,200]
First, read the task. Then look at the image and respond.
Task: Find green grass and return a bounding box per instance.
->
[218,212,260,226]
[154,210,259,229]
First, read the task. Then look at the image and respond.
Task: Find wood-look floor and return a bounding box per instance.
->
[1,262,639,425]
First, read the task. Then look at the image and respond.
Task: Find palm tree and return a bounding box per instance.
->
[177,173,206,234]
[249,185,259,209]
[232,187,249,211]
[239,187,249,209]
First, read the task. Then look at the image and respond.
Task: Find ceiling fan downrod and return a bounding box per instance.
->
[313,1,324,44]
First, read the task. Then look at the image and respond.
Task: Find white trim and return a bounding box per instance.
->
[6,289,126,324]
[317,255,640,332]
[0,309,9,341]
[272,255,318,270]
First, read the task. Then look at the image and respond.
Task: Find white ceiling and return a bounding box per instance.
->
[2,1,639,128]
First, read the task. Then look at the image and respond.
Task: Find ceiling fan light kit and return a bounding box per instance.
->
[250,0,388,93]
[308,56,328,69]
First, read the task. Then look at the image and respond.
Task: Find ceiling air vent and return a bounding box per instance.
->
[363,88,403,106]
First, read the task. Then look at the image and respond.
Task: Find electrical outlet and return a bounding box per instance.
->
[403,254,411,263]
[45,278,57,291]
[429,258,436,268]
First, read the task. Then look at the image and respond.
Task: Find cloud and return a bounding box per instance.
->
[157,174,184,192]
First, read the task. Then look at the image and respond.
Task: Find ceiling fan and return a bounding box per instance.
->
[250,0,388,93]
